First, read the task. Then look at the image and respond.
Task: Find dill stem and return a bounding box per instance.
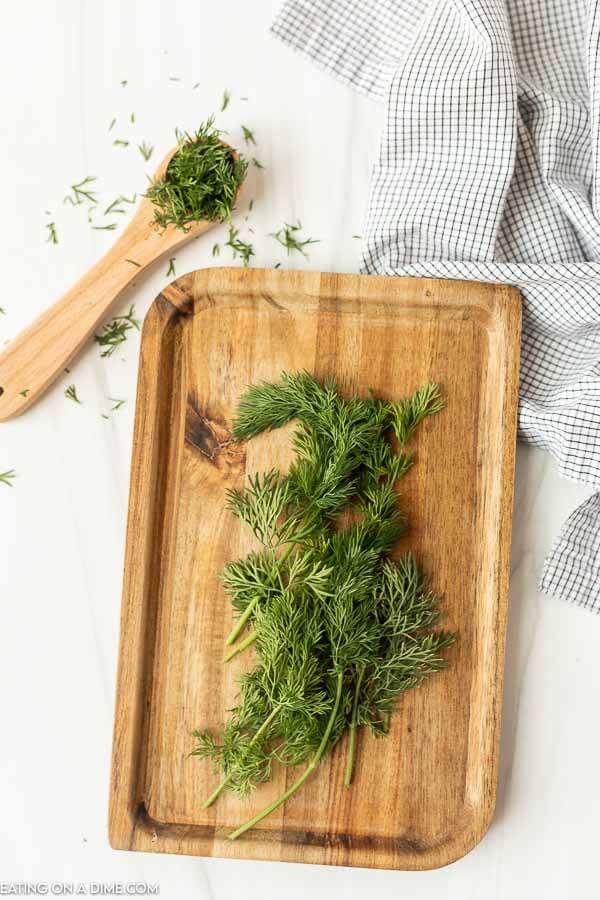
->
[224,542,295,647]
[223,630,258,662]
[344,666,365,787]
[203,706,281,808]
[228,672,344,841]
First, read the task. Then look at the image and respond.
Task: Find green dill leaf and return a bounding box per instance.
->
[138,141,154,162]
[252,157,264,169]
[65,384,81,404]
[221,89,231,111]
[241,125,256,146]
[113,139,129,148]
[166,257,176,277]
[64,176,97,206]
[94,305,140,358]
[271,221,319,258]
[225,225,254,267]
[109,117,117,131]
[212,243,220,257]
[45,222,58,244]
[92,223,118,231]
[19,389,30,397]
[125,258,141,268]
[0,469,16,486]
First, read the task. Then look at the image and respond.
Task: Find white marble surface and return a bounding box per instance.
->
[1,1,599,896]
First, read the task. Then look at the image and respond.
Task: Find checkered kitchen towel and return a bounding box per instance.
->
[271,0,600,613]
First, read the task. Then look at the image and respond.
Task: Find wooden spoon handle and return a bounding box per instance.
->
[0,207,211,421]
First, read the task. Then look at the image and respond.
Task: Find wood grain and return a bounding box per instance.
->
[0,146,241,421]
[109,267,521,870]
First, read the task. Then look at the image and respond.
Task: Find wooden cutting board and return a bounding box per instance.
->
[109,267,521,870]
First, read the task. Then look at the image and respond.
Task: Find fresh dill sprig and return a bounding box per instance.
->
[138,141,154,162]
[166,257,176,277]
[65,384,81,404]
[94,304,140,358]
[145,117,247,231]
[221,89,231,111]
[64,176,97,206]
[46,222,58,244]
[0,469,16,486]
[192,372,454,839]
[241,126,256,146]
[271,221,319,258]
[104,198,127,216]
[225,225,255,267]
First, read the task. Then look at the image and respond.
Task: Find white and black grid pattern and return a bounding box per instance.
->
[272,0,600,612]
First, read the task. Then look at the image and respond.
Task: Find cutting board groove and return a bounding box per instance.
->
[109,268,521,870]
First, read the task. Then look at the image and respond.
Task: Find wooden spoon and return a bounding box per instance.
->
[0,144,242,421]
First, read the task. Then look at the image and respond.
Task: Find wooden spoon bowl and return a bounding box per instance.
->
[0,143,242,420]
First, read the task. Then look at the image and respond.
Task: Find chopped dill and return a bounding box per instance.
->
[169,76,181,82]
[125,258,141,268]
[65,384,81,404]
[221,89,231,111]
[0,470,16,487]
[109,118,116,131]
[271,220,319,258]
[94,305,140,358]
[130,112,135,123]
[241,126,256,146]
[19,389,30,397]
[166,257,176,277]
[249,199,254,212]
[212,243,220,257]
[46,222,59,244]
[138,142,154,162]
[145,117,247,231]
[64,176,97,206]
[104,197,128,216]
[120,79,128,87]
[92,223,118,231]
[193,82,201,90]
[252,157,264,169]
[225,225,255,267]
[109,397,125,411]
[113,139,129,148]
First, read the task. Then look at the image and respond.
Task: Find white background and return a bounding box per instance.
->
[1,1,599,897]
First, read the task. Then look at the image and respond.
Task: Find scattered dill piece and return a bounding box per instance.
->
[0,469,16,487]
[109,117,116,131]
[240,96,249,101]
[46,222,59,244]
[169,76,181,82]
[221,89,231,111]
[138,141,154,162]
[0,307,5,314]
[92,223,118,231]
[252,157,264,169]
[274,262,282,269]
[249,199,254,212]
[19,389,30,397]
[352,234,362,239]
[109,397,125,411]
[145,117,247,231]
[130,112,135,123]
[271,221,319,258]
[125,258,141,268]
[65,384,81,404]
[193,81,201,90]
[101,413,109,420]
[113,139,129,148]
[64,176,97,206]
[241,126,256,146]
[225,225,255,267]
[192,373,454,838]
[94,304,140,358]
[212,243,220,257]
[120,193,137,205]
[120,79,128,87]
[166,257,176,277]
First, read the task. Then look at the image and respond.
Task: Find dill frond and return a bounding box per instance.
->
[94,305,140,358]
